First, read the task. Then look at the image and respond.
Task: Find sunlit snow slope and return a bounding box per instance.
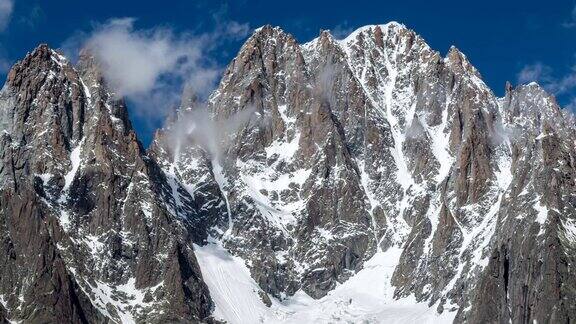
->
[195,241,456,324]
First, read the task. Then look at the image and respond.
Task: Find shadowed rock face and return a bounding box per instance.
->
[0,45,213,323]
[460,84,576,323]
[1,22,575,324]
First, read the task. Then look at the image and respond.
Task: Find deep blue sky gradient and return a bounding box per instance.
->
[1,0,575,145]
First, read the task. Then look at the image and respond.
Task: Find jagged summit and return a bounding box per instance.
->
[246,24,297,45]
[340,21,407,42]
[0,40,214,323]
[7,43,69,82]
[25,43,65,59]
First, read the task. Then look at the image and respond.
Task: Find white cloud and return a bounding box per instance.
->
[517,62,576,95]
[210,5,250,40]
[68,17,250,122]
[84,18,215,97]
[18,4,45,29]
[330,21,355,40]
[517,63,552,84]
[0,0,13,32]
[220,20,250,40]
[550,67,576,94]
[0,55,10,72]
[565,97,576,111]
[163,102,258,162]
[562,5,576,28]
[517,62,576,110]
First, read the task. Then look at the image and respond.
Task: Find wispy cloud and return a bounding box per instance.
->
[562,5,576,28]
[0,0,12,72]
[62,16,251,126]
[18,4,45,29]
[330,21,355,39]
[517,63,553,84]
[0,51,11,72]
[162,102,258,162]
[209,3,251,41]
[565,97,576,111]
[84,17,216,97]
[517,62,576,109]
[0,0,13,32]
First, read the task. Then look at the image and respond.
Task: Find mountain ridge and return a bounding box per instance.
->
[0,22,574,323]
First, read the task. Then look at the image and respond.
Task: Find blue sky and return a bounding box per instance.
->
[0,0,575,145]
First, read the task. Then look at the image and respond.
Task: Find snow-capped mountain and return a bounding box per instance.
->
[0,22,575,324]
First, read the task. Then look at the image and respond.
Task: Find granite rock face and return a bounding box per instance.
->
[151,26,376,300]
[0,23,575,324]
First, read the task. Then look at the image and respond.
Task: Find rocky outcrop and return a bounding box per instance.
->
[459,83,576,323]
[0,45,213,323]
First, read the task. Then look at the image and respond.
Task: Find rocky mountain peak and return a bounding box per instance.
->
[317,29,336,46]
[502,80,565,135]
[6,43,73,98]
[0,40,216,323]
[0,43,89,184]
[244,24,299,51]
[342,22,407,41]
[340,22,427,55]
[445,45,483,79]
